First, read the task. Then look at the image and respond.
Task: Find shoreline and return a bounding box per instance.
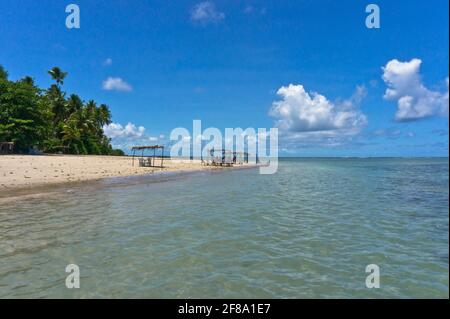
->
[0,155,256,201]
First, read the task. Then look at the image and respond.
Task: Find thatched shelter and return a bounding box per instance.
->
[131,145,165,167]
[203,148,235,166]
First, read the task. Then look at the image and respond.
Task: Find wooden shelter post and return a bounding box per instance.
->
[131,145,165,168]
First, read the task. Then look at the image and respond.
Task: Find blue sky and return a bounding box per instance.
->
[1,0,448,156]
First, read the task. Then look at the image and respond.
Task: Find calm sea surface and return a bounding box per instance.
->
[0,158,448,298]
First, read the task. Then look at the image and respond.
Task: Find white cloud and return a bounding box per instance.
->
[382,58,449,121]
[103,58,113,66]
[103,122,145,139]
[191,2,225,25]
[102,77,132,92]
[103,123,167,152]
[371,128,402,138]
[269,84,368,136]
[369,128,418,140]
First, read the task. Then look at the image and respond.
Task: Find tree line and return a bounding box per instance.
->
[0,65,123,155]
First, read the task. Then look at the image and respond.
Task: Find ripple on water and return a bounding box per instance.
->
[0,158,448,298]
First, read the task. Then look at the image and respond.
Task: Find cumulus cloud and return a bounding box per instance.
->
[103,122,166,152]
[103,122,145,139]
[382,58,449,121]
[269,84,367,135]
[102,77,132,92]
[191,2,225,25]
[267,84,368,150]
[103,58,113,66]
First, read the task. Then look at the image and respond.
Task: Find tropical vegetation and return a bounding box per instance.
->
[0,65,123,155]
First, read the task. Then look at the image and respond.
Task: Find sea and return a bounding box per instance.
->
[0,158,448,298]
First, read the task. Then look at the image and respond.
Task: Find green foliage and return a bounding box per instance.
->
[110,149,125,156]
[0,65,122,155]
[0,77,48,152]
[0,66,8,80]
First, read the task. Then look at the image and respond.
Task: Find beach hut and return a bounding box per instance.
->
[205,148,234,167]
[131,145,165,167]
[233,151,249,164]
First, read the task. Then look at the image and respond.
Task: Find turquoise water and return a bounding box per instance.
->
[0,158,448,298]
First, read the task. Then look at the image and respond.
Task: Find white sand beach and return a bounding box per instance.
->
[0,155,242,192]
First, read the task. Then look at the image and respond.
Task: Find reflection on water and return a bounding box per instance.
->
[0,158,448,298]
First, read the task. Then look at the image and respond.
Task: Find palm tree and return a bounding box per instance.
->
[67,94,83,114]
[21,76,34,86]
[97,104,112,126]
[85,100,97,114]
[48,67,68,86]
[0,65,8,80]
[80,100,96,135]
[62,117,81,153]
[46,84,67,126]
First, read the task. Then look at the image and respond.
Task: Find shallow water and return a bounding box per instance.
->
[0,158,448,298]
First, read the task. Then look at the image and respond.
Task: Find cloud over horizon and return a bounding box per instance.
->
[103,122,145,139]
[269,84,368,137]
[268,84,369,150]
[103,122,164,152]
[382,58,449,121]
